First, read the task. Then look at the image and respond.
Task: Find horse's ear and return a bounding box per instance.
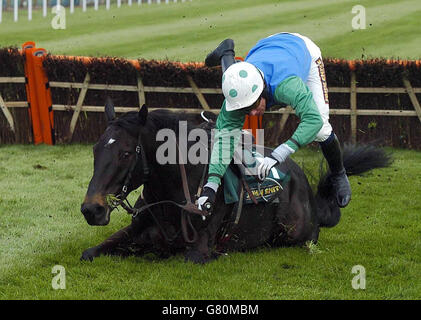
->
[105,96,116,123]
[138,104,148,125]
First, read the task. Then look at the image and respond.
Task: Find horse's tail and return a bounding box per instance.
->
[315,144,393,228]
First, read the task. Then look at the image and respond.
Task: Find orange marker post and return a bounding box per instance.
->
[22,42,43,145]
[32,48,54,145]
[242,115,262,145]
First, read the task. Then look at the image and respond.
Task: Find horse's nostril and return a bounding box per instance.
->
[81,204,89,216]
[81,203,104,216]
[81,202,109,226]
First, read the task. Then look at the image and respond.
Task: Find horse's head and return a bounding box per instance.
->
[81,98,149,226]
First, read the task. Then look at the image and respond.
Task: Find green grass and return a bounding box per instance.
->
[1,0,421,61]
[0,144,420,299]
[1,0,421,300]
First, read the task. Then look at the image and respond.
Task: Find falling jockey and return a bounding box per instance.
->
[197,32,352,211]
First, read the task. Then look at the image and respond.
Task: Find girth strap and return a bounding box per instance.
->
[234,161,259,205]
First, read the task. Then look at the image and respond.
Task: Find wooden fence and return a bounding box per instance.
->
[1,69,421,144]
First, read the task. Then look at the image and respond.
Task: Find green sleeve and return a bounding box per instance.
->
[207,101,249,185]
[274,76,323,151]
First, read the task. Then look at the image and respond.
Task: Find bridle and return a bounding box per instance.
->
[107,117,263,247]
[118,131,151,202]
[110,129,209,244]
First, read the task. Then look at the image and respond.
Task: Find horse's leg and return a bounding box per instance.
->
[276,199,318,246]
[184,228,212,264]
[274,172,320,246]
[80,224,135,261]
[81,196,158,261]
[184,192,231,264]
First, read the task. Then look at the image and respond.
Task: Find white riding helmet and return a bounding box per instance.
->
[222,61,264,111]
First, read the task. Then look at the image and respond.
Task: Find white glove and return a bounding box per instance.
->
[197,196,209,211]
[257,157,278,180]
[257,143,295,180]
[197,182,219,211]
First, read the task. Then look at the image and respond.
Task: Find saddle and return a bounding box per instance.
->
[223,144,291,205]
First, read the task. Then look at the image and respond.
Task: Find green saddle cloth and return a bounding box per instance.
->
[223,149,290,205]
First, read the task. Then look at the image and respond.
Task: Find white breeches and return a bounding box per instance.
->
[292,33,333,142]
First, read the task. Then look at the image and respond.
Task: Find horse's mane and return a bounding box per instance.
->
[146,109,194,133]
[109,109,214,138]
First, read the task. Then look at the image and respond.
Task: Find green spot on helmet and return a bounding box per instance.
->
[252,84,258,93]
[222,74,225,83]
[239,70,248,78]
[229,89,238,98]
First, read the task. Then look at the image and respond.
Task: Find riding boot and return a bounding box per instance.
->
[319,132,352,208]
[205,39,236,72]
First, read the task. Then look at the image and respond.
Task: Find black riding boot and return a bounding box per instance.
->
[319,133,352,208]
[205,38,236,72]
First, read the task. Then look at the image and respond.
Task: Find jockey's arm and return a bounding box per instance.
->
[270,76,323,161]
[206,76,323,187]
[207,101,249,186]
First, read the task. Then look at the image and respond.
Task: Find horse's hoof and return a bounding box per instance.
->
[184,250,209,264]
[80,247,97,262]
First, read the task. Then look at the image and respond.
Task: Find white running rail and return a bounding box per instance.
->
[0,0,191,23]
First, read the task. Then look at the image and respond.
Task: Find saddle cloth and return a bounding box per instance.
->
[223,148,290,205]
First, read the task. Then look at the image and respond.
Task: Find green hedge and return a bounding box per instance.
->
[1,49,420,149]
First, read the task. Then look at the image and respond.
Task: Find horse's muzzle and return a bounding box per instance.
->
[81,202,110,226]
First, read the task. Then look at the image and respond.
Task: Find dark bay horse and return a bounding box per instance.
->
[80,100,392,263]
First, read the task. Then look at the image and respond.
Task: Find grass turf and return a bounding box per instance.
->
[0,144,420,299]
[1,0,421,61]
[1,0,421,300]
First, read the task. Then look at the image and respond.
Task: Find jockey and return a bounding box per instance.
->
[197,33,352,211]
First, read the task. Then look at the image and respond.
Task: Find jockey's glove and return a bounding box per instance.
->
[258,143,295,180]
[257,156,278,181]
[197,182,218,212]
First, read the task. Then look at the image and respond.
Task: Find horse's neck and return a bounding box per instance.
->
[145,161,205,203]
[141,117,210,201]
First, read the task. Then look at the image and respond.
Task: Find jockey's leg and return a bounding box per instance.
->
[319,133,351,208]
[205,39,236,72]
[303,36,352,208]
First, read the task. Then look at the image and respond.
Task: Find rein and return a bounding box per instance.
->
[112,130,209,244]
